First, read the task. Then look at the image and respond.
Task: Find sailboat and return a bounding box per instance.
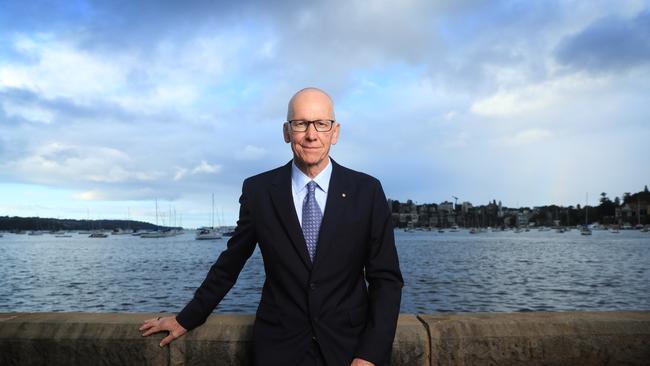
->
[89,231,108,238]
[141,199,168,238]
[581,193,592,236]
[196,194,222,240]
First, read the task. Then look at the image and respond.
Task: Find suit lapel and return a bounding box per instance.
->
[312,160,349,273]
[269,161,313,270]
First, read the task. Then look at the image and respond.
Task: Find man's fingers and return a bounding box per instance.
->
[159,334,175,347]
[139,322,154,331]
[141,326,161,337]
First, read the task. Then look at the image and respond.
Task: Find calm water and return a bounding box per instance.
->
[1,229,648,314]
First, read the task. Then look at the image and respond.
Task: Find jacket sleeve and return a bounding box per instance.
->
[176,179,258,330]
[355,179,403,365]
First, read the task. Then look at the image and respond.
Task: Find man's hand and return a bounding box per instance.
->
[350,358,375,366]
[139,316,187,347]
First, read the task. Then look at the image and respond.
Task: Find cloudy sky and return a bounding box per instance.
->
[1,0,648,227]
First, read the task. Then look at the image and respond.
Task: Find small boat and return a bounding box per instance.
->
[28,231,44,236]
[580,226,592,235]
[141,229,178,238]
[469,228,481,234]
[140,231,167,238]
[111,228,132,235]
[196,193,222,240]
[55,234,73,238]
[514,228,523,233]
[555,228,565,233]
[89,231,108,238]
[195,227,222,240]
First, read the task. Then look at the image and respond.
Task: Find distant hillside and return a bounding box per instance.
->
[0,216,168,231]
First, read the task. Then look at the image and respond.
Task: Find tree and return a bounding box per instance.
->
[600,192,610,205]
[645,185,649,193]
[623,192,631,203]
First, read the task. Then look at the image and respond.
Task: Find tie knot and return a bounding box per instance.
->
[307,181,318,193]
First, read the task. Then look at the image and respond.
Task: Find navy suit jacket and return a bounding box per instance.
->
[176,159,403,366]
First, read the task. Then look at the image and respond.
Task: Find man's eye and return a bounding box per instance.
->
[315,121,328,128]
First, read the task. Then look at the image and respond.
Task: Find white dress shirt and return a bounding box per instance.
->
[291,158,332,226]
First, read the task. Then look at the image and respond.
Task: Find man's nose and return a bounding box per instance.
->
[304,123,318,139]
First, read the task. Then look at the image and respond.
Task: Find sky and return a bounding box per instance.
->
[1,0,649,228]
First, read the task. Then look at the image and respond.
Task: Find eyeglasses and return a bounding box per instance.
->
[287,119,335,132]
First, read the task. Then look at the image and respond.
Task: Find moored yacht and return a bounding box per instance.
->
[89,231,108,238]
[195,227,222,240]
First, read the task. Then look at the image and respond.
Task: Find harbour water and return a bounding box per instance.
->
[1,229,648,314]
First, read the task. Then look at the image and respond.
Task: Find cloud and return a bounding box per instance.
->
[0,87,136,126]
[74,190,105,201]
[174,161,222,181]
[4,143,161,185]
[191,160,221,174]
[0,35,131,100]
[555,11,650,73]
[469,74,606,118]
[500,128,553,146]
[237,145,267,160]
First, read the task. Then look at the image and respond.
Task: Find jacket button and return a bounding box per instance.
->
[309,282,317,290]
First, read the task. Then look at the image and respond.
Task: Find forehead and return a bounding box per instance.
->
[289,91,334,120]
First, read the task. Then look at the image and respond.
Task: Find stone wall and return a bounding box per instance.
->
[1,312,648,365]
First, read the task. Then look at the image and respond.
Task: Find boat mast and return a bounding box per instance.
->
[585,193,588,225]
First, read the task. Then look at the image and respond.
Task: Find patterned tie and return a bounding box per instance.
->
[302,181,322,262]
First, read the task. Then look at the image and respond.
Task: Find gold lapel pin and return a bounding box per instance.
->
[341,193,347,198]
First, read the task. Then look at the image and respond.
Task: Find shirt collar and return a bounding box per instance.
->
[291,158,332,193]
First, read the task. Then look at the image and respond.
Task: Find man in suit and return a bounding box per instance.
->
[140,88,403,366]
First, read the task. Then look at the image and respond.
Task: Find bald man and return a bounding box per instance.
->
[140,88,403,366]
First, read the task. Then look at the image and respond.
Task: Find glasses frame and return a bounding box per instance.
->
[287,119,336,132]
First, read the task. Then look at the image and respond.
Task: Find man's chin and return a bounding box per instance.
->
[295,156,327,168]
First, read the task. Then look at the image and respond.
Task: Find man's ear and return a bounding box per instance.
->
[283,122,291,143]
[331,122,340,145]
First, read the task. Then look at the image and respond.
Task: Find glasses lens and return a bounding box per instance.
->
[290,120,308,131]
[314,120,332,131]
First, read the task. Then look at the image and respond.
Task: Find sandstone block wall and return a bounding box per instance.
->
[1,312,648,365]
